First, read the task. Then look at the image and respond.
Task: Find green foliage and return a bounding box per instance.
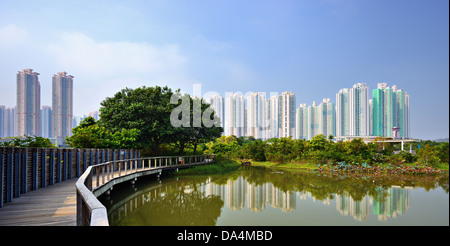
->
[241,139,267,161]
[435,142,449,164]
[416,145,441,167]
[98,86,176,154]
[97,86,223,155]
[169,94,223,155]
[265,137,297,163]
[206,135,449,169]
[0,136,55,148]
[66,116,141,149]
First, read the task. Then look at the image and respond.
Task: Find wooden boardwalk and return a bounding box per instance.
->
[0,178,77,226]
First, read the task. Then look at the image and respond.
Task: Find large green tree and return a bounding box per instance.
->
[99,86,177,154]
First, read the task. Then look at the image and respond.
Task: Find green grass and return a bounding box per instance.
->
[176,160,241,175]
[251,160,317,170]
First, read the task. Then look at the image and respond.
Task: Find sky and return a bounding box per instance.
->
[0,0,448,140]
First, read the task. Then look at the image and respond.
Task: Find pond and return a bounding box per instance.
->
[98,166,449,226]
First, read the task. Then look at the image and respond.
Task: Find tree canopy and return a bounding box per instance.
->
[67,85,223,155]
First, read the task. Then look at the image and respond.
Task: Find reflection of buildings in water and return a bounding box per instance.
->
[335,186,411,222]
[336,194,370,221]
[372,187,411,221]
[245,180,296,212]
[201,177,296,213]
[227,177,245,210]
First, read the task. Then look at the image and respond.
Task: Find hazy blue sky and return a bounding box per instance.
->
[0,0,448,140]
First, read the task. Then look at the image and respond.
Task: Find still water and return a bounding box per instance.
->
[99,166,449,226]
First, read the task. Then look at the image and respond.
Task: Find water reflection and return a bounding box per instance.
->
[336,187,411,221]
[100,167,448,226]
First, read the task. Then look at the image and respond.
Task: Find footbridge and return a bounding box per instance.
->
[76,154,215,226]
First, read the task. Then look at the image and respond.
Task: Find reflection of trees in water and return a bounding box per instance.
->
[107,167,448,225]
[109,180,224,226]
[134,191,223,226]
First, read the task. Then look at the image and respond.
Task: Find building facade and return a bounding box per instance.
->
[246,92,266,139]
[372,83,410,138]
[349,83,370,136]
[225,92,245,137]
[295,103,308,140]
[41,105,52,138]
[205,94,224,128]
[16,69,41,137]
[336,83,370,137]
[278,91,296,138]
[52,72,73,145]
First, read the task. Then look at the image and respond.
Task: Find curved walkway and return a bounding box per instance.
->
[0,179,77,226]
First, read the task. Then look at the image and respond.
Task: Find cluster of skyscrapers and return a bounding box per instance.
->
[1,71,410,144]
[0,69,74,146]
[208,82,410,140]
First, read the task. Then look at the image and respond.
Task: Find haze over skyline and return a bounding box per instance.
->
[0,0,448,140]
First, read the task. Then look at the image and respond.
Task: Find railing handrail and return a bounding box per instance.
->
[75,166,109,226]
[89,154,211,168]
[75,154,215,226]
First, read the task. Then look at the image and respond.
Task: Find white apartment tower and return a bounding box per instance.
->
[278,92,296,138]
[265,94,279,139]
[295,104,308,140]
[246,92,266,139]
[205,94,224,128]
[225,92,245,137]
[336,83,370,137]
[318,98,336,138]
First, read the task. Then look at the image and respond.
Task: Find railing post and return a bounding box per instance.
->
[119,162,121,177]
[68,150,73,179]
[96,166,100,188]
[32,150,37,190]
[100,165,103,185]
[14,150,20,198]
[41,149,46,188]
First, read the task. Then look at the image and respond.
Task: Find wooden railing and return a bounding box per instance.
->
[0,147,139,208]
[75,154,215,226]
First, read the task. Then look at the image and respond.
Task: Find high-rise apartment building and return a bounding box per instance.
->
[349,83,370,136]
[372,83,410,138]
[307,102,318,140]
[4,107,15,137]
[297,98,336,140]
[205,94,224,128]
[395,89,410,138]
[336,83,369,137]
[225,92,245,137]
[265,94,279,139]
[278,92,296,138]
[295,104,308,140]
[16,69,41,137]
[52,72,73,145]
[246,92,266,139]
[318,98,336,138]
[41,105,52,138]
[336,88,350,137]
